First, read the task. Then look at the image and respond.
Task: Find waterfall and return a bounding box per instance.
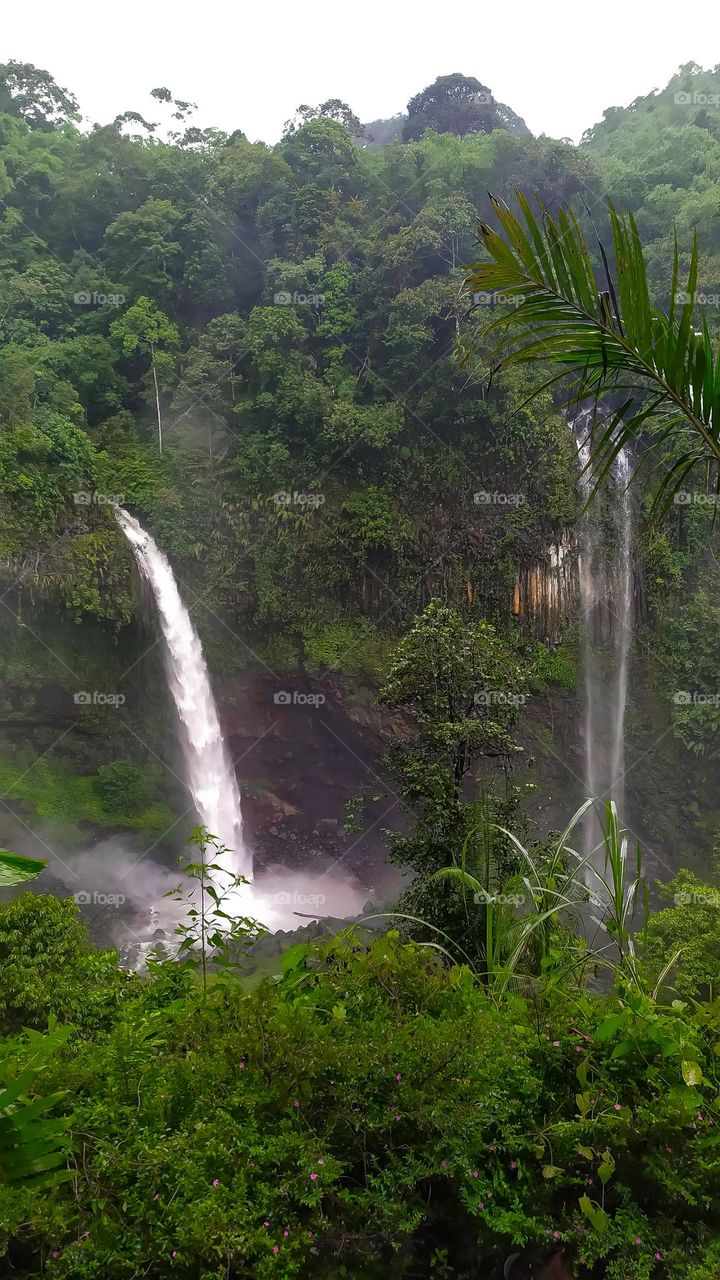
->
[574,411,633,839]
[115,508,251,881]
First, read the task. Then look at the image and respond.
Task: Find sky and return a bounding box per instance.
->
[3,0,720,144]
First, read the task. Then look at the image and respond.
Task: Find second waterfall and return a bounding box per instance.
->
[574,412,634,838]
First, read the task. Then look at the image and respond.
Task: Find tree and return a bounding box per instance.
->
[0,61,79,129]
[111,298,179,452]
[466,194,720,514]
[377,601,530,946]
[403,73,529,142]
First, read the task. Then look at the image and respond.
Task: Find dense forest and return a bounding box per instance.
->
[4,54,720,1279]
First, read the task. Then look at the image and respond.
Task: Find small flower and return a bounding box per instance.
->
[263,1221,270,1228]
[394,1114,401,1121]
[510,1161,517,1170]
[292,1100,300,1108]
[307,1230,313,1238]
[614,1103,622,1111]
[472,1169,479,1178]
[318,1158,325,1165]
[440,1159,447,1167]
[239,1061,245,1069]
[51,1253,60,1260]
[634,1237,642,1245]
[212,1179,219,1186]
[489,1143,497,1152]
[552,1040,560,1047]
[655,1252,663,1260]
[283,1230,289,1237]
[273,1245,279,1254]
[477,1201,485,1209]
[172,1253,177,1259]
[310,1172,318,1181]
[396,1073,402,1080]
[553,1231,561,1240]
[575,1045,582,1053]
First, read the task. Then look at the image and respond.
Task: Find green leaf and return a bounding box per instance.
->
[0,850,47,886]
[682,1060,703,1086]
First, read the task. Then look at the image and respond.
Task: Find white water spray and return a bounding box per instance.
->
[115,508,250,881]
[574,411,633,839]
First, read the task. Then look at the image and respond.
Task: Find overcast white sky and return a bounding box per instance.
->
[3,0,719,144]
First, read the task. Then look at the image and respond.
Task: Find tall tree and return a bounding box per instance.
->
[111,297,179,453]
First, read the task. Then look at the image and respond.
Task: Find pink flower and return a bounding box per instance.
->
[172,1253,177,1259]
[575,1045,582,1052]
[396,1073,402,1081]
[394,1114,401,1121]
[634,1237,642,1245]
[283,1230,289,1237]
[239,1061,245,1069]
[318,1158,325,1165]
[307,1231,313,1239]
[292,1100,300,1108]
[310,1172,318,1181]
[273,1245,279,1254]
[614,1103,621,1111]
[552,1040,560,1047]
[553,1231,561,1240]
[472,1169,479,1178]
[212,1179,219,1186]
[263,1221,270,1228]
[51,1253,60,1260]
[655,1252,663,1260]
[510,1161,517,1170]
[440,1159,447,1167]
[477,1201,485,1209]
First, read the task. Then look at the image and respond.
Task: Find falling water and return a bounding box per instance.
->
[115,508,251,881]
[574,411,633,843]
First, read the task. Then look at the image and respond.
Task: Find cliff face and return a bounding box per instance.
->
[512,537,578,643]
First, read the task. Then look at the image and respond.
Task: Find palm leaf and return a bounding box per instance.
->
[0,1026,73,1187]
[0,850,47,886]
[466,192,720,513]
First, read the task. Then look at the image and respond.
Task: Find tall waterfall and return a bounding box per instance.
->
[574,412,633,838]
[115,508,250,880]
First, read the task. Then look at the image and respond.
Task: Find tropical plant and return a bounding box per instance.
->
[467,194,720,514]
[0,850,46,886]
[166,827,266,994]
[0,1021,72,1187]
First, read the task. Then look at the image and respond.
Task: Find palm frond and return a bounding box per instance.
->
[466,192,720,512]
